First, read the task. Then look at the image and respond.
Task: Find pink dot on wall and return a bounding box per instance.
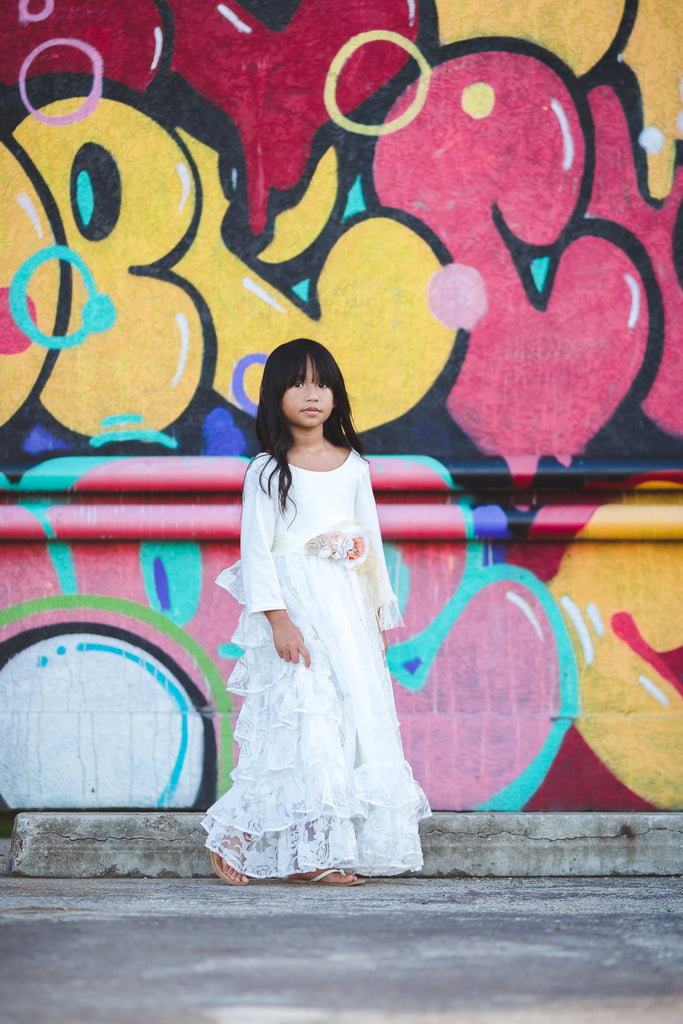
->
[428,263,488,331]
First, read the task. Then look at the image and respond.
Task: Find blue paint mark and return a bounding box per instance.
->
[403,657,422,675]
[141,542,202,625]
[342,176,366,220]
[48,541,78,595]
[38,655,48,667]
[202,407,247,456]
[90,430,178,448]
[22,423,72,455]
[292,279,310,302]
[76,170,95,227]
[57,647,66,655]
[218,643,245,659]
[472,505,510,540]
[153,556,172,611]
[531,256,550,293]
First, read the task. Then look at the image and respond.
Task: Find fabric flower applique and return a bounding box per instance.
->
[305,523,370,568]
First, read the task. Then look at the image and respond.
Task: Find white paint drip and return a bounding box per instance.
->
[505,590,543,642]
[560,594,594,666]
[176,162,191,213]
[217,3,252,33]
[242,276,285,312]
[17,193,43,238]
[624,273,640,329]
[151,26,163,71]
[550,98,574,172]
[171,313,190,388]
[231,167,238,191]
[407,0,416,26]
[585,602,604,638]
[638,674,670,707]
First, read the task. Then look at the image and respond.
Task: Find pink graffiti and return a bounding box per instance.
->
[392,545,561,810]
[170,0,418,234]
[374,52,649,463]
[0,1,163,92]
[586,84,683,439]
[0,289,34,355]
[19,0,54,24]
[19,38,103,124]
[428,263,488,331]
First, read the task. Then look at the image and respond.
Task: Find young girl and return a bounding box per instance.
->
[202,338,430,885]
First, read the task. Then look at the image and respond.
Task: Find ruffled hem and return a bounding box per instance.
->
[202,801,429,878]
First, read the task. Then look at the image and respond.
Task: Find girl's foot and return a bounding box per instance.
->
[288,868,365,886]
[210,850,249,886]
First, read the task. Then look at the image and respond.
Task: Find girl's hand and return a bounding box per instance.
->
[265,610,311,668]
[381,631,388,655]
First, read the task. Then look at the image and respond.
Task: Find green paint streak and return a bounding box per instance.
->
[48,542,78,595]
[140,541,203,626]
[18,501,55,538]
[0,595,234,791]
[101,414,144,427]
[0,457,117,493]
[530,256,550,293]
[342,176,366,220]
[218,643,245,660]
[292,279,310,302]
[90,430,178,449]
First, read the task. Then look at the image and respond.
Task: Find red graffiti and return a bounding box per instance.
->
[170,0,418,234]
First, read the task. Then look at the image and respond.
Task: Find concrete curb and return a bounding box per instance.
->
[6,811,683,878]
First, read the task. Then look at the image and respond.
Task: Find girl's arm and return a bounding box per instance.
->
[354,459,404,631]
[242,458,311,668]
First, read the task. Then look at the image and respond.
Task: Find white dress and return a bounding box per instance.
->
[202,450,430,877]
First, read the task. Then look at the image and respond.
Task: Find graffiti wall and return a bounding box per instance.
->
[1,1,682,812]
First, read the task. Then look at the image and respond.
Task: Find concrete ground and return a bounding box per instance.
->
[1,875,681,1024]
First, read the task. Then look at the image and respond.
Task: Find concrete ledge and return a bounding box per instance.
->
[6,811,683,878]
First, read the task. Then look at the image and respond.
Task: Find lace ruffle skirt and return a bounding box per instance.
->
[202,552,430,877]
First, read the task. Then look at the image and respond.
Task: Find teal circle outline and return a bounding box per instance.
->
[9,244,116,350]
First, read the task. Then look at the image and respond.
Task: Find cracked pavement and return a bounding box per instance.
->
[1,875,682,1024]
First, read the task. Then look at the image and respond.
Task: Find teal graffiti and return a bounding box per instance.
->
[140,541,203,626]
[48,541,78,595]
[342,175,366,220]
[10,245,116,349]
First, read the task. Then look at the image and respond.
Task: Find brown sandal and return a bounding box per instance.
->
[210,850,249,886]
[288,868,365,886]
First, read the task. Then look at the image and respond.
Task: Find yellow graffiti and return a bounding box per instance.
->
[178,134,454,431]
[549,541,683,808]
[461,82,496,119]
[623,0,683,199]
[0,141,50,426]
[436,0,626,76]
[14,99,204,440]
[324,31,432,137]
[259,146,338,264]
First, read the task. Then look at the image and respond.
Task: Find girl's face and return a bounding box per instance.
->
[280,358,335,434]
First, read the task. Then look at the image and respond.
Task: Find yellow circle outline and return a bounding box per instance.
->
[324,30,431,137]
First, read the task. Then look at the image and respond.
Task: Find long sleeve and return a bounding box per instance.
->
[354,459,404,630]
[238,456,286,616]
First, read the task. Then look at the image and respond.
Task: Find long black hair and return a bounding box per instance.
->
[254,338,364,513]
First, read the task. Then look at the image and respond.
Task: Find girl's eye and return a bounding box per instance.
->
[318,383,328,389]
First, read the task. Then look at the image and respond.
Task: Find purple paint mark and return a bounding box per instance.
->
[403,657,422,675]
[231,352,267,417]
[22,423,72,454]
[153,557,171,611]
